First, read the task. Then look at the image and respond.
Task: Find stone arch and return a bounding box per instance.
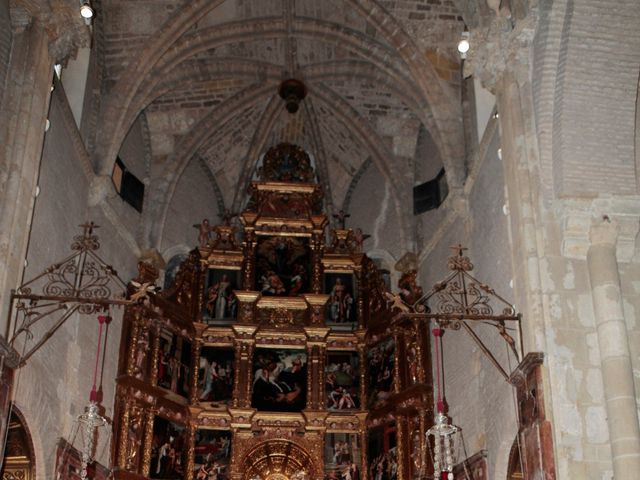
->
[344,0,465,185]
[230,94,285,211]
[149,83,277,247]
[414,123,444,184]
[241,439,317,480]
[94,10,461,186]
[94,16,412,175]
[343,157,372,212]
[1,405,36,479]
[92,0,229,168]
[310,83,409,250]
[150,76,412,251]
[548,0,640,197]
[300,97,334,216]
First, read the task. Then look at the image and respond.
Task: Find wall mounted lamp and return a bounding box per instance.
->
[457,31,470,59]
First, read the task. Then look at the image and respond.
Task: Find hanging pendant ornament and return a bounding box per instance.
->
[427,325,460,480]
[77,314,112,479]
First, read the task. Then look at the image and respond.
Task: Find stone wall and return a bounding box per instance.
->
[417,117,517,477]
[159,156,221,256]
[348,162,405,261]
[0,0,10,102]
[12,86,138,480]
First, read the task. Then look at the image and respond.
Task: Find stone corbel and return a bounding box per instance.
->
[559,197,640,262]
[463,6,538,93]
[10,0,91,63]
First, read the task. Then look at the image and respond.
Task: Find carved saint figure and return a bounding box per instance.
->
[206,274,236,319]
[329,278,353,323]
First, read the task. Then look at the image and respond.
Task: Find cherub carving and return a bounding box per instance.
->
[193,218,211,248]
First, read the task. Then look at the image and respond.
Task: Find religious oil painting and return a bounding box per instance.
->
[194,429,231,480]
[324,273,357,328]
[368,425,398,480]
[150,416,186,480]
[324,433,361,480]
[157,329,191,398]
[255,236,311,296]
[325,351,360,411]
[198,347,234,407]
[203,268,239,324]
[251,348,307,412]
[366,337,395,409]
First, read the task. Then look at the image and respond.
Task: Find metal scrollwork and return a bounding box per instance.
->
[8,222,130,367]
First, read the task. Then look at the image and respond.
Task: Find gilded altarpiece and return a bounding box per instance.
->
[112,144,435,480]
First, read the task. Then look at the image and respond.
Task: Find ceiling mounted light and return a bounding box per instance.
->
[80,1,94,19]
[457,31,470,58]
[278,79,307,114]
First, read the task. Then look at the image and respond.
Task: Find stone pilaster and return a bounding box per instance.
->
[587,219,640,478]
[0,17,54,333]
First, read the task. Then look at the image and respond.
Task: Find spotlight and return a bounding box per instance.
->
[80,1,94,19]
[457,31,470,58]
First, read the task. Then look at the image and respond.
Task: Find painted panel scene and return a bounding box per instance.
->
[325,351,360,411]
[324,433,361,480]
[150,416,186,480]
[366,337,395,409]
[324,273,356,328]
[255,236,311,296]
[198,347,234,407]
[194,429,231,480]
[251,348,307,412]
[203,268,239,323]
[157,330,191,398]
[368,426,398,480]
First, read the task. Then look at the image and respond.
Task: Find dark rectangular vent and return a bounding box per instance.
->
[413,168,448,215]
[112,157,144,212]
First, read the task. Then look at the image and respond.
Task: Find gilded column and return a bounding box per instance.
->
[116,396,131,469]
[392,328,402,394]
[311,231,324,293]
[149,323,162,387]
[141,408,156,478]
[242,228,257,290]
[185,420,197,480]
[125,312,142,376]
[396,415,407,480]
[244,342,255,407]
[358,343,366,411]
[318,345,326,409]
[587,220,640,478]
[361,429,368,480]
[414,321,427,385]
[306,343,315,409]
[190,337,203,405]
[355,267,365,329]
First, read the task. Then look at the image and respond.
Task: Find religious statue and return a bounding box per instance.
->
[328,278,354,323]
[206,274,236,319]
[333,209,350,229]
[398,270,423,306]
[350,228,370,253]
[194,218,212,248]
[218,209,238,226]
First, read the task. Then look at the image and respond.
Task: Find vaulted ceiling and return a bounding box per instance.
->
[86,0,481,249]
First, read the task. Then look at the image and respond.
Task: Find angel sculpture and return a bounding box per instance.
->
[193,218,211,248]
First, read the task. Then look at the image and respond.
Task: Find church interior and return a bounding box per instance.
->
[0,1,639,479]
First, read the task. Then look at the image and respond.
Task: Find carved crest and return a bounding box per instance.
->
[259,143,315,183]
